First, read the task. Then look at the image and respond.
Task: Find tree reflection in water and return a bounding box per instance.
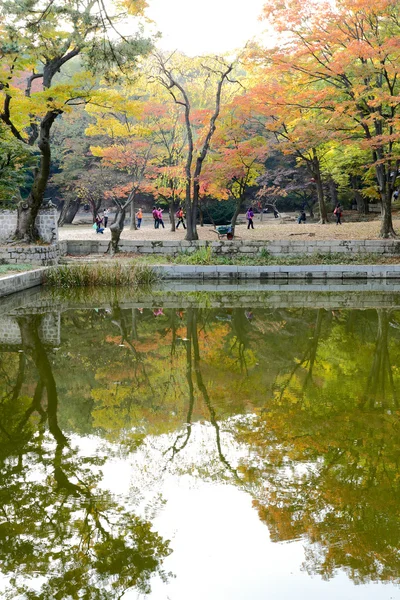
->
[0,315,171,599]
[1,302,400,593]
[235,308,400,584]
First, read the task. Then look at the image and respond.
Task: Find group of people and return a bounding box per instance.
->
[151,206,186,229]
[94,206,187,232]
[95,202,344,234]
[297,204,343,224]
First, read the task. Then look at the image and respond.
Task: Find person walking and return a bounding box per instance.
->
[334,203,342,225]
[103,208,109,228]
[136,207,143,229]
[176,206,186,229]
[246,207,254,229]
[152,206,159,229]
[157,207,165,229]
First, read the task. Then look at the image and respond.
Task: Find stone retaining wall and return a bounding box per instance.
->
[0,207,58,243]
[65,238,400,257]
[0,242,65,265]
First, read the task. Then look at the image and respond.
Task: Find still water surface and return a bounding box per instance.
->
[1,288,400,599]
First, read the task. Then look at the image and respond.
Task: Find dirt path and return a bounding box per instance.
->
[59,214,400,242]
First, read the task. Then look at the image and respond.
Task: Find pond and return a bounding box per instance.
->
[1,285,400,599]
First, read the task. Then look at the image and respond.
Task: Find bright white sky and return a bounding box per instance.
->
[146,0,267,56]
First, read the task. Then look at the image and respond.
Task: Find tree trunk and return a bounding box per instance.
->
[328,178,338,206]
[129,196,137,230]
[380,187,396,237]
[108,207,126,255]
[231,198,242,228]
[350,176,368,215]
[312,150,328,224]
[169,202,175,232]
[377,165,396,237]
[15,110,61,242]
[185,183,198,241]
[58,198,80,226]
[199,203,204,227]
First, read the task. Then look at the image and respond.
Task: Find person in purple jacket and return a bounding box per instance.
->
[246,207,254,229]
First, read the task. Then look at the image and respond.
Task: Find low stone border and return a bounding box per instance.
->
[0,269,46,298]
[2,263,400,301]
[152,264,400,280]
[65,238,400,257]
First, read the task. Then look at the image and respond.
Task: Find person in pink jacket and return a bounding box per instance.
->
[157,207,165,229]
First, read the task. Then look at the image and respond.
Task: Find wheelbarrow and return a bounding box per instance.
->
[213,225,235,240]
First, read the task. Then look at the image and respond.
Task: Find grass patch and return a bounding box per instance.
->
[172,247,213,265]
[45,262,158,288]
[0,264,34,276]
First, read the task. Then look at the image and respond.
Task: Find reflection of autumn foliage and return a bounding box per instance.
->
[236,309,400,584]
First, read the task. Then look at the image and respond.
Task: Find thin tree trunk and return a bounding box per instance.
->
[169,202,176,232]
[312,150,328,224]
[199,203,204,227]
[130,196,137,230]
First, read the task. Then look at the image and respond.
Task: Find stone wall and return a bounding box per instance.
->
[65,238,400,257]
[0,242,65,266]
[0,207,58,243]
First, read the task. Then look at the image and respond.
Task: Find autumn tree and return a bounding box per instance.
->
[201,107,268,227]
[153,53,237,241]
[0,0,152,242]
[256,160,318,217]
[258,0,400,236]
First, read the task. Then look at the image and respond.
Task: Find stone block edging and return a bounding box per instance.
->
[0,269,46,298]
[153,264,400,280]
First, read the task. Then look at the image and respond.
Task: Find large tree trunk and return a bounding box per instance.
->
[15,110,61,242]
[108,207,126,255]
[350,175,368,215]
[377,165,396,237]
[185,182,198,241]
[231,198,242,228]
[169,202,176,232]
[380,188,396,238]
[58,198,80,226]
[186,178,199,241]
[328,178,338,206]
[311,150,328,224]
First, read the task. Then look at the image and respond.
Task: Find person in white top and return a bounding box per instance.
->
[103,208,109,228]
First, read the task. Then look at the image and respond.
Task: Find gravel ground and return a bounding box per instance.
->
[59,214,400,242]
